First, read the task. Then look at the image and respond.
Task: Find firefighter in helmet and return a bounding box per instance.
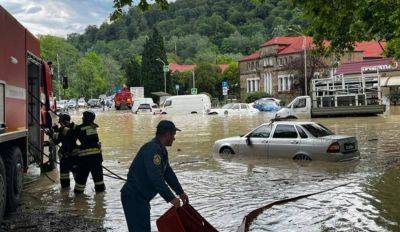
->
[74,110,105,194]
[52,113,79,188]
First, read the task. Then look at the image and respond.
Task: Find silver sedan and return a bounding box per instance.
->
[213,121,360,162]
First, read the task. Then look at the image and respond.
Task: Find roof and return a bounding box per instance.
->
[239,51,260,62]
[239,36,385,62]
[353,41,386,59]
[168,63,229,73]
[169,63,196,72]
[335,58,400,75]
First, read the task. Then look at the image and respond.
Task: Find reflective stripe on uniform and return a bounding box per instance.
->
[62,127,70,135]
[53,132,59,140]
[94,181,104,186]
[78,148,101,156]
[60,173,70,179]
[74,183,86,191]
[80,125,97,136]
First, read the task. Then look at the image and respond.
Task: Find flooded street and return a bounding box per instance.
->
[21,108,400,232]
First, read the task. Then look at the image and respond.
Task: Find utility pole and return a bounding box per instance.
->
[57,53,61,100]
[303,36,308,96]
[156,58,167,93]
[192,69,195,88]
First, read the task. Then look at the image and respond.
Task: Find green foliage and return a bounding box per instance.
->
[194,63,223,98]
[125,56,142,87]
[69,0,305,63]
[39,35,80,99]
[221,62,240,98]
[245,91,272,103]
[141,28,169,96]
[293,0,400,58]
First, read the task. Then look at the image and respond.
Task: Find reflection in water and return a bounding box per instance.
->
[22,108,400,231]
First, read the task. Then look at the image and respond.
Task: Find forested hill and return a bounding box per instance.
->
[67,0,306,64]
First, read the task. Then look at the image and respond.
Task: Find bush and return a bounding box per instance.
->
[245,92,271,103]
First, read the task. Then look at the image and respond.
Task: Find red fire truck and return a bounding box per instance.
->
[0,6,56,222]
[114,87,133,110]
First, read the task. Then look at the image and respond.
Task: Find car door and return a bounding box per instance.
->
[239,124,272,156]
[268,124,300,159]
[291,97,309,118]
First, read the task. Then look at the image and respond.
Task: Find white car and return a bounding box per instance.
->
[161,94,211,114]
[78,98,87,108]
[208,103,259,115]
[213,121,360,162]
[56,100,68,111]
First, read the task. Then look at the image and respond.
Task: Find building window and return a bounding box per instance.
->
[247,78,260,93]
[264,73,273,94]
[278,75,293,92]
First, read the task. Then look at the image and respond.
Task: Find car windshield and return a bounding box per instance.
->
[222,103,233,109]
[138,104,151,109]
[301,123,334,137]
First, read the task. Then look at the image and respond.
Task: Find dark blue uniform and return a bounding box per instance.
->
[121,137,183,232]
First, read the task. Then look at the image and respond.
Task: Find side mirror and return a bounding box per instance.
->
[62,76,68,89]
[246,135,252,146]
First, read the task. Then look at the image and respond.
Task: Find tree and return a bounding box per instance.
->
[102,56,124,95]
[39,35,80,99]
[283,54,328,95]
[194,63,222,98]
[125,56,142,87]
[75,52,108,99]
[292,0,398,57]
[141,28,168,96]
[221,62,240,98]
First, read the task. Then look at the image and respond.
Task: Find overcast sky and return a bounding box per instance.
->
[0,0,115,37]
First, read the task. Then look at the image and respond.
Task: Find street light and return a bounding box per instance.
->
[288,26,308,96]
[156,58,167,93]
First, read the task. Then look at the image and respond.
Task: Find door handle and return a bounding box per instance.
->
[262,140,268,143]
[290,141,299,144]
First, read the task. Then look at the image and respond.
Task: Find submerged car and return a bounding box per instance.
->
[208,103,259,115]
[252,98,281,112]
[213,121,360,162]
[56,100,68,111]
[78,98,87,108]
[134,103,155,115]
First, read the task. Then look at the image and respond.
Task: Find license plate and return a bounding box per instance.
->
[345,143,355,150]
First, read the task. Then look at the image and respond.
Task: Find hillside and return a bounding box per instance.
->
[67,0,306,64]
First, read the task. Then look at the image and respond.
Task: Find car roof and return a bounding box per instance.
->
[262,121,317,126]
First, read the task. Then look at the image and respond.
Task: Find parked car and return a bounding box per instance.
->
[252,98,281,112]
[161,94,211,114]
[56,100,68,111]
[213,121,360,162]
[78,98,87,108]
[67,99,78,109]
[132,98,154,112]
[133,103,155,115]
[208,103,259,115]
[87,99,101,108]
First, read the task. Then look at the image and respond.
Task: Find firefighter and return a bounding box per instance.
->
[74,110,105,194]
[120,120,188,231]
[52,113,79,188]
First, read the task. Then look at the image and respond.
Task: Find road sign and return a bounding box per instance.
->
[163,65,169,72]
[191,88,197,95]
[222,87,228,96]
[175,84,179,91]
[222,81,228,88]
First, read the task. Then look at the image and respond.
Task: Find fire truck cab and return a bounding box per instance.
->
[0,6,56,222]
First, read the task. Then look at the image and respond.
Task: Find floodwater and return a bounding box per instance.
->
[22,107,400,231]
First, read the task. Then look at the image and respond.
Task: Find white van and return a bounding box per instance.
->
[161,94,211,114]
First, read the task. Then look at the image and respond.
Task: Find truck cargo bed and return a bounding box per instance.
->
[311,105,386,117]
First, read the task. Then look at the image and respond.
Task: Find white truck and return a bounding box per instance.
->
[275,74,386,119]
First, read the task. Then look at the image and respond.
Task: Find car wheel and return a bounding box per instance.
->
[0,157,6,223]
[224,111,228,115]
[3,147,23,213]
[293,154,312,161]
[220,147,234,155]
[190,111,197,114]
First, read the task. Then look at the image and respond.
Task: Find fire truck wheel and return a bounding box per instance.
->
[0,157,6,223]
[3,147,23,213]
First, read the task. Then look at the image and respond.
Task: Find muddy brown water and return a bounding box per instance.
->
[22,107,400,231]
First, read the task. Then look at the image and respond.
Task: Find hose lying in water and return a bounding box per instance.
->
[237,182,354,232]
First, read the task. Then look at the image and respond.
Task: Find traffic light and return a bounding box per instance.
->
[62,76,68,89]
